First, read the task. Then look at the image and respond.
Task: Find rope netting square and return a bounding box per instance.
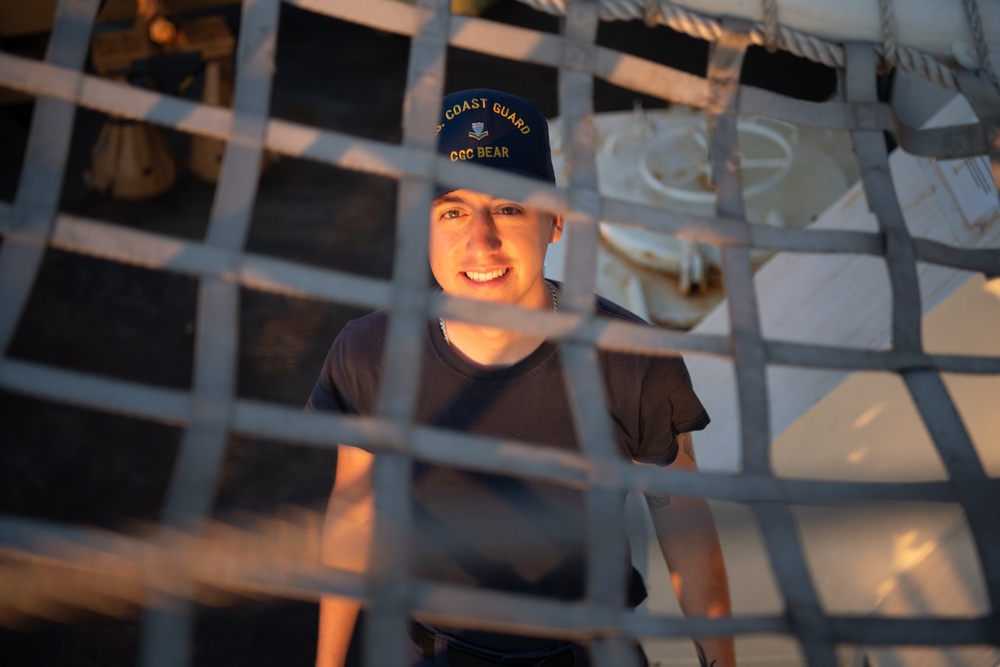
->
[0,1,998,666]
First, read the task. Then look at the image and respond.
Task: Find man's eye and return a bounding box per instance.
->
[497,205,521,215]
[440,209,462,219]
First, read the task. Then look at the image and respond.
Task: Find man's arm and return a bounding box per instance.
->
[645,432,735,667]
[316,444,375,667]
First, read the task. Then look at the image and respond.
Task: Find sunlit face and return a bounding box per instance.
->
[429,189,563,309]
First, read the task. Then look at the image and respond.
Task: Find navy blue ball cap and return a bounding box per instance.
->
[436,88,555,183]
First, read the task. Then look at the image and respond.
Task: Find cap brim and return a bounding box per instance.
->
[433,166,555,200]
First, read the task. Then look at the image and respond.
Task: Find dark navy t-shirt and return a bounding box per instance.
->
[307,289,709,649]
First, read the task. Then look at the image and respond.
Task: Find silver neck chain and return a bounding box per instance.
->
[439,280,559,345]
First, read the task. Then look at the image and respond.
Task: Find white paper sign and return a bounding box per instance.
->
[934,154,998,227]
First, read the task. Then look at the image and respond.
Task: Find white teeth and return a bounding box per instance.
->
[465,268,508,282]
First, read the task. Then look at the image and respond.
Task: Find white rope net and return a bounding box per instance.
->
[0,1,998,666]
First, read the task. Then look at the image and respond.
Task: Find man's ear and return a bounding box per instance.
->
[549,214,564,243]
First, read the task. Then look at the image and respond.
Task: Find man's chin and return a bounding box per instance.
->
[451,290,511,304]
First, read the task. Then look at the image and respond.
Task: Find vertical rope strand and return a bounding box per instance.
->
[962,0,1000,91]
[761,0,779,53]
[878,0,898,71]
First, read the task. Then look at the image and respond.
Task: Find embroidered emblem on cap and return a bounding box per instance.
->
[469,122,489,141]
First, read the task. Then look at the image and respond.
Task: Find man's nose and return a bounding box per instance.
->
[466,211,502,255]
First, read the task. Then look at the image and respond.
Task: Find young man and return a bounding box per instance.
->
[309,89,735,667]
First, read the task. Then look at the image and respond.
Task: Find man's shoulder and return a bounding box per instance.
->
[334,310,391,357]
[593,293,648,326]
[342,309,390,335]
[547,280,649,326]
[310,311,390,414]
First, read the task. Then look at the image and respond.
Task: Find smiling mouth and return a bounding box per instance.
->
[465,268,509,282]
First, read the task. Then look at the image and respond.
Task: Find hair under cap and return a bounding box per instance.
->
[436,88,555,183]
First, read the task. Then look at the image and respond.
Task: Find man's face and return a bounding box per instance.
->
[429,189,563,308]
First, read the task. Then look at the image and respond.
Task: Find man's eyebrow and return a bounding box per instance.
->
[432,194,465,206]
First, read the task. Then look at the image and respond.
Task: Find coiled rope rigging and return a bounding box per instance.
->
[518,0,969,91]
